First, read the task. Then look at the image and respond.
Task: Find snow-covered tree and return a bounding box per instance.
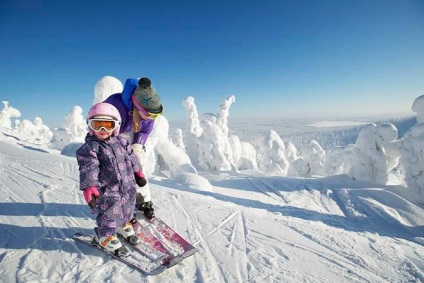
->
[143,115,196,177]
[228,135,258,170]
[301,139,326,176]
[17,117,52,144]
[349,123,399,185]
[198,116,233,171]
[324,144,355,176]
[93,76,123,104]
[283,141,307,176]
[216,95,236,167]
[0,101,21,129]
[400,94,424,203]
[173,128,185,151]
[183,95,239,172]
[182,96,203,168]
[63,106,87,143]
[256,130,289,176]
[377,123,401,172]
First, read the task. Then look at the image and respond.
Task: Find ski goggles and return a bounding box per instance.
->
[131,95,163,120]
[88,118,119,132]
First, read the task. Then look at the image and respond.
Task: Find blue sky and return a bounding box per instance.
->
[1,0,423,128]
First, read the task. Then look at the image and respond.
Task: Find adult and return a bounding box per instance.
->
[104,77,163,219]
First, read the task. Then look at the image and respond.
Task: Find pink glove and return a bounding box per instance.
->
[83,186,100,208]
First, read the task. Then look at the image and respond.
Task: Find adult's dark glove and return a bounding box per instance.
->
[135,171,147,187]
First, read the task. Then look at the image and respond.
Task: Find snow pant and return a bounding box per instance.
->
[96,187,136,238]
[120,132,152,203]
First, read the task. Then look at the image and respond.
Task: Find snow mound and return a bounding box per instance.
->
[171,173,213,192]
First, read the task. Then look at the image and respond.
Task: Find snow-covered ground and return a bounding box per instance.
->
[1,131,423,283]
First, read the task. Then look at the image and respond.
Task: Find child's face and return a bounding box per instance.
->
[94,128,113,140]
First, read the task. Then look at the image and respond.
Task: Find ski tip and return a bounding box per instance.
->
[181,248,199,258]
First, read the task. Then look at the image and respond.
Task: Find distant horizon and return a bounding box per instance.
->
[0,97,415,130]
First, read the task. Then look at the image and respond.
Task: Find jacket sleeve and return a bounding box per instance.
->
[76,142,100,190]
[118,136,142,173]
[132,119,155,145]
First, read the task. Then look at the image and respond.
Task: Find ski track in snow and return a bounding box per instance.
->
[1,141,424,282]
[165,192,228,282]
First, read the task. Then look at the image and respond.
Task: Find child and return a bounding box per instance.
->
[76,102,147,257]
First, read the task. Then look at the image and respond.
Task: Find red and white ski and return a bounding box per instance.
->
[134,212,198,259]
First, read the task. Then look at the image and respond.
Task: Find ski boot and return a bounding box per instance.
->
[118,222,140,245]
[92,229,130,258]
[136,201,155,219]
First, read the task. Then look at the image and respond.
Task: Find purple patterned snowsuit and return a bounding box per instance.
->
[76,134,141,238]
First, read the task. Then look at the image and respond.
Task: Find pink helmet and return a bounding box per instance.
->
[87,103,121,136]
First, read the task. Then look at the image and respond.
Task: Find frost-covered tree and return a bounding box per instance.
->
[284,141,301,163]
[183,95,240,172]
[198,116,233,171]
[93,76,123,104]
[182,96,203,168]
[301,140,326,176]
[324,144,355,176]
[173,128,185,151]
[17,117,52,144]
[228,135,258,170]
[400,94,424,203]
[216,96,236,167]
[0,101,21,129]
[63,106,87,142]
[135,115,196,177]
[256,130,289,176]
[50,106,87,150]
[283,141,307,176]
[349,123,399,185]
[377,123,401,172]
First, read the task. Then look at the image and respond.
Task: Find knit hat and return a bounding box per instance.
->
[133,78,162,113]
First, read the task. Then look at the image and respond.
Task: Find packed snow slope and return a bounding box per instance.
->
[1,138,424,283]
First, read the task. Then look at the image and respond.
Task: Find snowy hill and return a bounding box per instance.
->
[1,133,424,282]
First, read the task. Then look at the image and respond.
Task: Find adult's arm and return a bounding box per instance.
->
[132,119,155,145]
